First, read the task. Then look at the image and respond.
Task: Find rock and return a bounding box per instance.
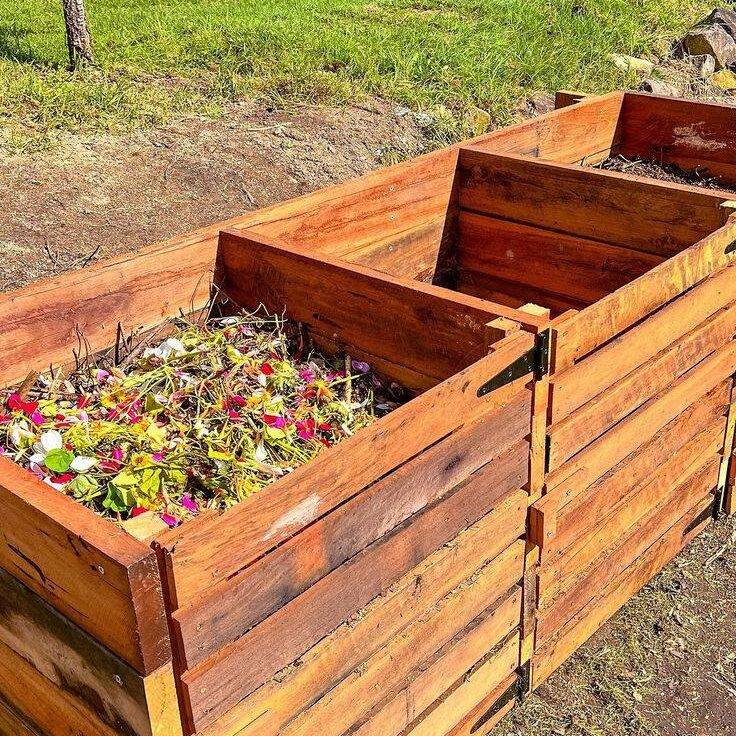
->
[524,92,555,116]
[640,79,680,97]
[689,53,717,78]
[610,53,655,74]
[465,106,491,136]
[682,9,736,69]
[712,68,736,89]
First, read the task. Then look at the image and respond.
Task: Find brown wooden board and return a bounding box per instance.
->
[0,568,181,736]
[197,511,524,736]
[0,456,171,676]
[172,390,531,671]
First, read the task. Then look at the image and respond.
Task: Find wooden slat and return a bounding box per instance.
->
[197,509,524,736]
[619,92,736,185]
[0,569,181,736]
[549,263,736,426]
[401,635,520,736]
[457,211,662,305]
[181,481,528,731]
[281,581,521,736]
[537,456,718,643]
[155,329,535,608]
[172,391,531,670]
[0,457,171,676]
[217,230,543,385]
[446,673,517,736]
[552,219,736,370]
[533,492,715,685]
[539,426,723,606]
[457,148,729,257]
[531,378,729,549]
[0,698,42,736]
[348,599,519,736]
[546,341,736,497]
[548,296,736,465]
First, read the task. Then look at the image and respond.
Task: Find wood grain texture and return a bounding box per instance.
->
[0,457,171,675]
[552,220,736,370]
[0,568,181,736]
[155,329,535,608]
[198,508,524,736]
[457,148,729,257]
[181,481,528,731]
[548,295,736,465]
[172,391,531,670]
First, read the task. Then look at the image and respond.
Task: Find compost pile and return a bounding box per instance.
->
[594,155,736,193]
[0,311,404,527]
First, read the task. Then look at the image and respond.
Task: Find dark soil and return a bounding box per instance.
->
[595,155,736,194]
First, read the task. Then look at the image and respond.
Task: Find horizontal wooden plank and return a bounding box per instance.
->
[173,390,531,670]
[217,230,542,385]
[533,491,715,686]
[0,457,171,675]
[539,427,723,606]
[531,378,729,548]
[0,568,181,736]
[156,329,535,608]
[550,263,736,426]
[0,697,42,736]
[348,596,520,736]
[446,673,517,736]
[181,478,528,731]
[619,92,736,182]
[537,455,718,643]
[546,341,736,496]
[281,582,521,736]
[457,148,729,257]
[402,634,520,736]
[457,211,662,305]
[552,220,736,369]
[197,509,525,736]
[548,295,736,465]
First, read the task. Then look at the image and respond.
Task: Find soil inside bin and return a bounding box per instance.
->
[593,155,736,194]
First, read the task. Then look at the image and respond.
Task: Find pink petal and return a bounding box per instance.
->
[160,513,179,527]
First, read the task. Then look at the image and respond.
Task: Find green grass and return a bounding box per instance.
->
[0,0,713,149]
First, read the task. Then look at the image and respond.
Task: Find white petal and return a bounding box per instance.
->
[254,443,267,462]
[29,453,46,466]
[40,430,63,452]
[164,338,186,355]
[70,456,97,473]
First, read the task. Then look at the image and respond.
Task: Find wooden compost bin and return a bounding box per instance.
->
[2,90,736,736]
[0,227,548,736]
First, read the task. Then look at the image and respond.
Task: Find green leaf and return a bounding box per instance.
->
[44,448,74,473]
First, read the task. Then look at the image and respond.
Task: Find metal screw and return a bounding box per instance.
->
[114,675,123,686]
[96,565,105,575]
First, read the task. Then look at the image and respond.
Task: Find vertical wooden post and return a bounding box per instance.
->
[61,0,94,69]
[720,379,736,515]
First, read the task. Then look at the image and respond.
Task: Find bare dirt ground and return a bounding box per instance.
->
[1,92,735,736]
[0,99,425,292]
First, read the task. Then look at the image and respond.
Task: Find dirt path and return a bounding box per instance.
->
[1,97,734,736]
[0,100,424,292]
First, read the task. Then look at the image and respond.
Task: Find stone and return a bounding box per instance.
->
[465,106,492,136]
[689,53,717,78]
[525,92,555,116]
[610,53,655,74]
[640,79,680,97]
[712,68,736,90]
[682,9,736,69]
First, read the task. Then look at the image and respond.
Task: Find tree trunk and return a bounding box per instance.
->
[61,0,94,70]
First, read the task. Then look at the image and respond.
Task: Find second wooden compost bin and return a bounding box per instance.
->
[0,91,735,736]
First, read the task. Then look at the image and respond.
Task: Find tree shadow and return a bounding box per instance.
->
[0,23,65,69]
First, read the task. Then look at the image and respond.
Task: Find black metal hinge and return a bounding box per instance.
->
[477,329,551,398]
[684,484,725,536]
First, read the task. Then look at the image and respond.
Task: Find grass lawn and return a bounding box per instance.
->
[0,0,714,148]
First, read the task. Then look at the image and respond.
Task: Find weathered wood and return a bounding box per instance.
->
[0,457,171,675]
[548,296,736,465]
[0,697,42,736]
[156,329,535,608]
[446,673,517,736]
[181,485,527,731]
[533,492,715,685]
[552,220,736,370]
[458,148,729,257]
[172,393,531,670]
[0,568,181,736]
[554,90,589,109]
[348,597,519,736]
[197,510,523,736]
